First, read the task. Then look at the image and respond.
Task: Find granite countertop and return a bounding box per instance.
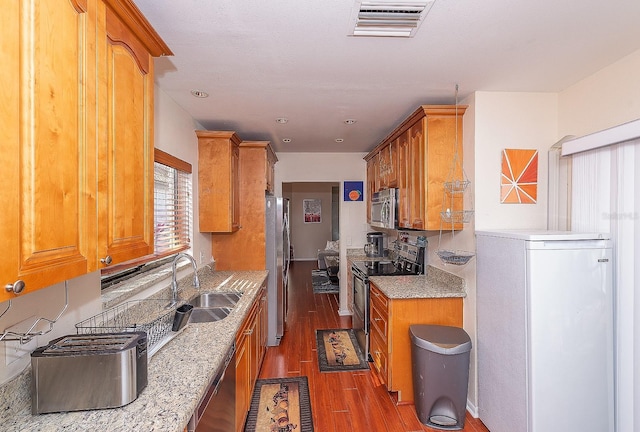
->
[369,265,466,299]
[0,267,268,432]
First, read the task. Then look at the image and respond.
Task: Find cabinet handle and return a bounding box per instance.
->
[5,280,25,294]
[100,255,113,265]
[244,329,254,335]
[374,317,382,322]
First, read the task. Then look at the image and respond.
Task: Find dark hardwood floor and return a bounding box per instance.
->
[258,261,490,432]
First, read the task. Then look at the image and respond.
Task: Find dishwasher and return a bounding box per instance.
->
[188,343,236,432]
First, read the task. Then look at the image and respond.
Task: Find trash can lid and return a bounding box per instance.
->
[409,324,472,355]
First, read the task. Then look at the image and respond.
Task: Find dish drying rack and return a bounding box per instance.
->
[436,84,475,266]
[75,299,176,354]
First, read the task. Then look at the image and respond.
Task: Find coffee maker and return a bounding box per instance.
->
[364,232,385,257]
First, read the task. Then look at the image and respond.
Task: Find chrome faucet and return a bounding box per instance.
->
[169,253,200,308]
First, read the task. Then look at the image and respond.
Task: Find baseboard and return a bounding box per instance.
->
[466,399,479,418]
[338,308,352,316]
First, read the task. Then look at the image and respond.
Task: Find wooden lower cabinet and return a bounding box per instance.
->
[235,283,267,431]
[369,282,463,403]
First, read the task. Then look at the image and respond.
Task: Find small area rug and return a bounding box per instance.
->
[311,269,339,294]
[315,328,370,372]
[244,376,314,432]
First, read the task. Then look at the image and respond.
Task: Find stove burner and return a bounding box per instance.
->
[353,260,419,277]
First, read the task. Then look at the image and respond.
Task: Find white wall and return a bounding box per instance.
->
[154,86,211,265]
[559,49,640,139]
[275,153,367,315]
[474,91,559,230]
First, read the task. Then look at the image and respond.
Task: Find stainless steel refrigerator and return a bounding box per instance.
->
[476,230,614,432]
[265,196,290,346]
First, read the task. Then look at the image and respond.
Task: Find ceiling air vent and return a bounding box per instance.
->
[350,1,435,37]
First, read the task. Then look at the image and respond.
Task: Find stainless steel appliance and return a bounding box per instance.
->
[364,231,385,257]
[31,332,148,414]
[189,344,236,432]
[370,188,397,229]
[266,196,290,346]
[352,239,426,359]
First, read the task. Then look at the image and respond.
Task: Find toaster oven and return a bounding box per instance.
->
[31,332,148,414]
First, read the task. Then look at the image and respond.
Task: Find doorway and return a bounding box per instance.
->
[283,182,340,261]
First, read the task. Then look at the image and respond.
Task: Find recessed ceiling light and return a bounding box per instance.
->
[282,138,292,143]
[344,119,357,125]
[335,138,344,143]
[276,117,288,124]
[190,90,209,98]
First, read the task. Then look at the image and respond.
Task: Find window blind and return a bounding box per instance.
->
[154,161,192,254]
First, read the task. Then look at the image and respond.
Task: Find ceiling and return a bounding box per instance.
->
[135,0,640,154]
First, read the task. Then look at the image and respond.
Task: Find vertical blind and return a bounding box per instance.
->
[154,161,192,254]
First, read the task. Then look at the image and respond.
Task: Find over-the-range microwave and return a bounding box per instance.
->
[370,188,397,229]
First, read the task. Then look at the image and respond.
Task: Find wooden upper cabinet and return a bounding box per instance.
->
[366,157,376,223]
[1,0,93,300]
[197,131,242,233]
[239,141,278,195]
[397,130,411,228]
[98,0,171,268]
[210,141,277,270]
[378,140,398,189]
[366,105,467,231]
[264,144,278,194]
[0,0,171,300]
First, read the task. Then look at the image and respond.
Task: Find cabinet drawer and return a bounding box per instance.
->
[370,283,388,310]
[370,301,388,340]
[370,327,388,384]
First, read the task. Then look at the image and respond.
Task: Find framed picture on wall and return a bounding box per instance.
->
[303,199,321,223]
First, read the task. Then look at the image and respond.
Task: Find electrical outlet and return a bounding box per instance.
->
[4,316,38,366]
[199,250,205,264]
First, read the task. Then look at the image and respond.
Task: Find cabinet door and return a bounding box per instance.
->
[378,147,390,190]
[98,6,155,268]
[197,131,241,233]
[0,0,94,300]
[408,119,426,229]
[396,130,411,228]
[235,331,250,432]
[366,157,376,223]
[387,139,398,188]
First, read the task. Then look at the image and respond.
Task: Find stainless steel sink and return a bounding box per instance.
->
[186,292,242,323]
[188,307,232,323]
[188,292,242,308]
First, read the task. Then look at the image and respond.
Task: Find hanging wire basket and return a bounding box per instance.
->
[440,209,474,224]
[435,84,476,267]
[435,249,475,266]
[443,180,470,194]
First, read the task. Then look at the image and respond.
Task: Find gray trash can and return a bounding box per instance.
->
[409,324,472,430]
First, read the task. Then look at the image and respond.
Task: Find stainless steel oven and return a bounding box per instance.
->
[352,264,369,359]
[351,239,426,361]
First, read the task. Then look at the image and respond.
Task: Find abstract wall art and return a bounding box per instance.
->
[501,149,538,204]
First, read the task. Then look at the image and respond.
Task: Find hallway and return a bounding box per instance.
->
[257,261,489,432]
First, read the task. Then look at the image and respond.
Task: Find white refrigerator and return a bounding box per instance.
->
[265,196,290,346]
[476,230,614,432]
